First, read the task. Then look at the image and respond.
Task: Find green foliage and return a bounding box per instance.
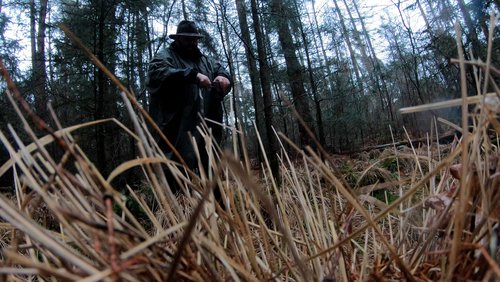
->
[340,163,358,187]
[109,191,153,232]
[371,189,399,204]
[381,157,399,173]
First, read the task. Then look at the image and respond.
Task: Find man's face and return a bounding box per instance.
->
[177,36,199,51]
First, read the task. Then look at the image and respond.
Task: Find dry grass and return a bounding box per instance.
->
[0,17,499,282]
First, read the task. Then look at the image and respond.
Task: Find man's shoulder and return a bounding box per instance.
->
[153,46,179,61]
[162,46,176,56]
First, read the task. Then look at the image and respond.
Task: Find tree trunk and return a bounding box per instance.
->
[438,0,457,28]
[269,0,316,148]
[219,0,238,146]
[250,0,279,176]
[30,0,36,73]
[415,0,432,32]
[235,0,268,157]
[342,0,370,74]
[333,0,363,92]
[93,0,118,174]
[293,0,325,146]
[457,0,481,52]
[352,0,394,123]
[181,0,188,20]
[394,1,426,104]
[309,0,335,98]
[30,0,48,120]
[95,0,107,173]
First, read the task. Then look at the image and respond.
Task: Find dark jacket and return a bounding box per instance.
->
[146,42,232,168]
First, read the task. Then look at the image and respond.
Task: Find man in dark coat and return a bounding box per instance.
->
[146,20,232,174]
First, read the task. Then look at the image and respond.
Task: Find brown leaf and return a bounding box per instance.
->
[449,164,462,180]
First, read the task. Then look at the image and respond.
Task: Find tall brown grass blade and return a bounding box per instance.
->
[448,21,471,280]
[399,93,497,114]
[3,249,81,280]
[106,157,172,183]
[0,118,120,177]
[280,134,416,279]
[0,195,98,275]
[222,153,311,280]
[305,145,461,261]
[120,222,187,261]
[165,182,212,280]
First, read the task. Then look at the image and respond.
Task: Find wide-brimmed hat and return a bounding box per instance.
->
[169,20,204,39]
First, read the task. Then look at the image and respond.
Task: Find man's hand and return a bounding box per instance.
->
[214,76,230,92]
[197,73,211,88]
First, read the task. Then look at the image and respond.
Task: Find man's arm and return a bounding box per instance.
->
[145,50,199,95]
[213,61,232,93]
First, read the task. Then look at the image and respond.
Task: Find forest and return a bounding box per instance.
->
[0,0,496,174]
[0,0,499,281]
